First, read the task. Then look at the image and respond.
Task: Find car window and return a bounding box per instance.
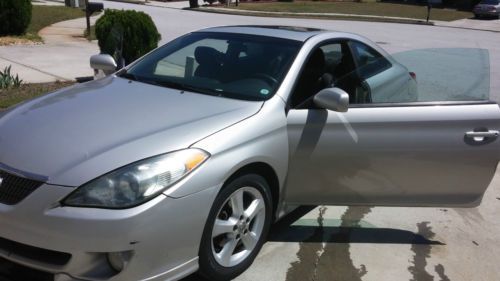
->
[289,42,491,109]
[290,41,359,108]
[393,48,490,102]
[349,41,391,80]
[154,39,228,78]
[125,32,301,101]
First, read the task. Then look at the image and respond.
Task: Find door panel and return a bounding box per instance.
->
[285,103,500,207]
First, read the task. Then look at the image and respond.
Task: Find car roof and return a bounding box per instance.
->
[196,25,328,42]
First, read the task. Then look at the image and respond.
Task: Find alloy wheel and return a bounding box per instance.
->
[211,186,266,267]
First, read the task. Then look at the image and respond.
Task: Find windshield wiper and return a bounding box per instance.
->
[119,71,139,81]
[149,80,225,97]
[119,72,183,90]
[119,73,256,100]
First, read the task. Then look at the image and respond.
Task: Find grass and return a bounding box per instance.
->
[229,2,473,22]
[0,6,86,45]
[0,81,74,110]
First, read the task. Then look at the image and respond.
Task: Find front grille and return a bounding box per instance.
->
[0,236,71,267]
[0,170,44,205]
[0,257,54,281]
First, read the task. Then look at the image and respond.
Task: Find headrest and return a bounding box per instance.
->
[195,46,222,66]
[307,48,325,70]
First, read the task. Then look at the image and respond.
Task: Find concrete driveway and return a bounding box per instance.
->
[1,2,500,280]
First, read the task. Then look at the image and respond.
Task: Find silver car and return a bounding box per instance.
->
[0,26,499,281]
[474,0,500,18]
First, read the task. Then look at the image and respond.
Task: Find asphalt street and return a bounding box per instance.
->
[2,1,500,280]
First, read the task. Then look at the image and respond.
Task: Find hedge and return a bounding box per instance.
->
[0,0,32,36]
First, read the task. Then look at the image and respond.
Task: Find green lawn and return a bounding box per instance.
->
[231,2,473,22]
[0,6,86,45]
[0,81,74,110]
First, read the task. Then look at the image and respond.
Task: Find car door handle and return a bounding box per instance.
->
[465,130,499,141]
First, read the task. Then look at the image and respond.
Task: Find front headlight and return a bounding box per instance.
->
[62,148,209,208]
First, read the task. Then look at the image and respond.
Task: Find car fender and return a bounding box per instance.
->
[166,96,289,203]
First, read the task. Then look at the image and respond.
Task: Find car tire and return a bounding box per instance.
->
[198,174,273,281]
[474,13,480,19]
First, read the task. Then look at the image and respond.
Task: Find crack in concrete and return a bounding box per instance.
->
[0,55,68,81]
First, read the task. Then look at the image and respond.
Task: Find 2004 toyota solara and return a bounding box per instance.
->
[0,26,499,281]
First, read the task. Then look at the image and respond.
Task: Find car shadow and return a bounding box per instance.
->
[268,206,444,245]
[181,206,443,281]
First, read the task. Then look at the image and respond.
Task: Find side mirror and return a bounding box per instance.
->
[313,87,349,112]
[90,54,117,77]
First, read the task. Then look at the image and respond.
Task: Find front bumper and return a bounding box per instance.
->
[0,183,219,281]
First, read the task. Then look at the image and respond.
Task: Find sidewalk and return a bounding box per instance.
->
[0,16,100,83]
[145,0,189,9]
[106,0,188,7]
[32,0,64,6]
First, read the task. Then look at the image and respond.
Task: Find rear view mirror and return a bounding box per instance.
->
[90,54,117,77]
[313,87,349,112]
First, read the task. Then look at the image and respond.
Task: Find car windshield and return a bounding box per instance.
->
[123,32,302,101]
[480,0,499,4]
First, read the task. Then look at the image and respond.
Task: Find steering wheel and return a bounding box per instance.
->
[250,73,279,87]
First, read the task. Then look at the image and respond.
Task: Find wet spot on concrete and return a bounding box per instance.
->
[316,207,371,281]
[435,264,451,281]
[315,206,371,281]
[472,241,479,246]
[286,206,327,281]
[408,222,436,281]
[496,197,500,200]
[440,209,448,212]
[286,206,372,281]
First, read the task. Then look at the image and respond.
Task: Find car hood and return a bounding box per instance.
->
[0,76,262,186]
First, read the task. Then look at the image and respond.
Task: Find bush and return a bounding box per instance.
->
[95,9,161,65]
[0,0,32,36]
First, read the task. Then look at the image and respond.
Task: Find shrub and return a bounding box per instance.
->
[0,66,23,89]
[95,9,161,66]
[0,0,32,36]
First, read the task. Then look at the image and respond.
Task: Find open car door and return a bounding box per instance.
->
[284,47,500,207]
